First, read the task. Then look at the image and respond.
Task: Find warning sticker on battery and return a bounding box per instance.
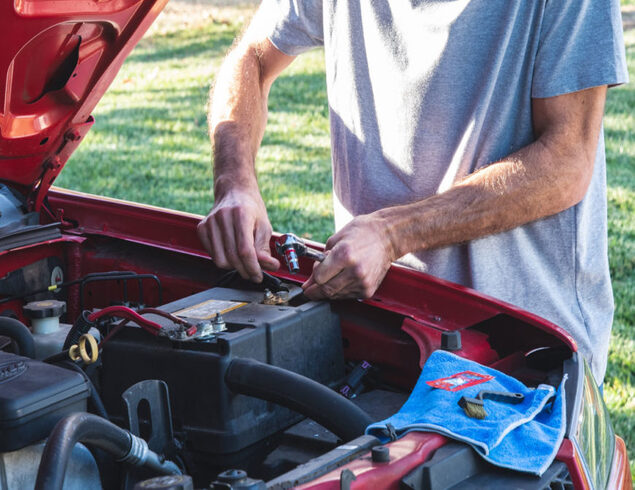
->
[173,299,246,320]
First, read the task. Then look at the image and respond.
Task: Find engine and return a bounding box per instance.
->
[0,242,580,489]
[0,270,385,489]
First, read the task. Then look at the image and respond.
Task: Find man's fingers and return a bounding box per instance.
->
[303,242,350,298]
[312,240,353,286]
[233,208,263,282]
[255,225,280,271]
[324,228,345,251]
[303,272,329,300]
[210,219,230,269]
[303,255,356,299]
[217,209,250,279]
[257,250,280,271]
[303,270,328,299]
[197,218,231,270]
[197,220,213,256]
[196,188,277,284]
[301,273,316,291]
[303,283,326,300]
[304,268,358,300]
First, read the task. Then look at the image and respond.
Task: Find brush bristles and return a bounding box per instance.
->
[458,396,487,419]
[462,403,487,419]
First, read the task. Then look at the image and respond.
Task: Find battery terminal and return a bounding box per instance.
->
[193,313,227,341]
[262,289,290,305]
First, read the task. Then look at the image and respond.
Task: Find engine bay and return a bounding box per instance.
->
[0,230,579,489]
[0,0,625,484]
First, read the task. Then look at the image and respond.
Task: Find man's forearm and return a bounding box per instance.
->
[377,138,592,260]
[376,87,606,261]
[304,82,606,301]
[208,42,269,197]
[304,127,600,300]
[199,30,295,281]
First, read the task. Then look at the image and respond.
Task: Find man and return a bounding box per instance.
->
[197,1,628,383]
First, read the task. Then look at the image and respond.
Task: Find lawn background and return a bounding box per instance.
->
[56,1,634,478]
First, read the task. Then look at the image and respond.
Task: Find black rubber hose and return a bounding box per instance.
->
[225,357,374,442]
[57,360,109,420]
[62,310,94,350]
[0,316,35,358]
[35,412,131,490]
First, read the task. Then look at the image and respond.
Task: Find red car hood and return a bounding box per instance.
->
[0,0,168,211]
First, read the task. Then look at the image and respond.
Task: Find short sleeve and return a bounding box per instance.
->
[259,0,324,56]
[532,0,628,98]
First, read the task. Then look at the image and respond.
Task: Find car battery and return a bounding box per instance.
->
[100,287,344,457]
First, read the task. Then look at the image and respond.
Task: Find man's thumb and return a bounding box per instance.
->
[257,249,280,271]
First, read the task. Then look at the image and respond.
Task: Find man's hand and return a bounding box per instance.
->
[302,214,396,300]
[199,6,295,281]
[197,187,279,283]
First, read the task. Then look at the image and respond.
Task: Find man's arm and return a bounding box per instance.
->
[198,15,295,282]
[303,85,608,299]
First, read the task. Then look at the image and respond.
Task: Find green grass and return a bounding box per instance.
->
[57,4,634,478]
[604,24,635,479]
[58,6,334,239]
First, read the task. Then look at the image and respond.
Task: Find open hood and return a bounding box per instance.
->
[0,0,168,212]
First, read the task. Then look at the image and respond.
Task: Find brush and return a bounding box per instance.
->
[458,390,525,419]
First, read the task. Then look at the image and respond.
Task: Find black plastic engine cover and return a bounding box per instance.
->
[100,287,344,456]
[0,351,88,451]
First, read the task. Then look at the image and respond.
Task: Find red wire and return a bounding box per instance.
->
[92,306,198,348]
[88,306,162,333]
[137,307,192,327]
[98,319,128,348]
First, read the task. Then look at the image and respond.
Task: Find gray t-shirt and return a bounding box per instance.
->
[261,0,628,382]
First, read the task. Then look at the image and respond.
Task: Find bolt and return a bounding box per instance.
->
[66,130,82,141]
[217,469,247,483]
[211,313,226,333]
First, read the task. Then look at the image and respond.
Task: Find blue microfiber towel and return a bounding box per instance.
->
[366,350,567,476]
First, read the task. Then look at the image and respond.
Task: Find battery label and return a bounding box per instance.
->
[173,299,246,320]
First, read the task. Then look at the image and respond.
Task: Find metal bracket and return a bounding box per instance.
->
[122,379,175,455]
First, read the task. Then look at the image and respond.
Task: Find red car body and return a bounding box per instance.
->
[0,0,631,489]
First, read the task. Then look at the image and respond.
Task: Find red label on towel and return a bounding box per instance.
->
[427,371,493,392]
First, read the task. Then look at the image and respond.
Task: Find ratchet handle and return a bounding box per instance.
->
[304,248,325,263]
[479,391,525,404]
